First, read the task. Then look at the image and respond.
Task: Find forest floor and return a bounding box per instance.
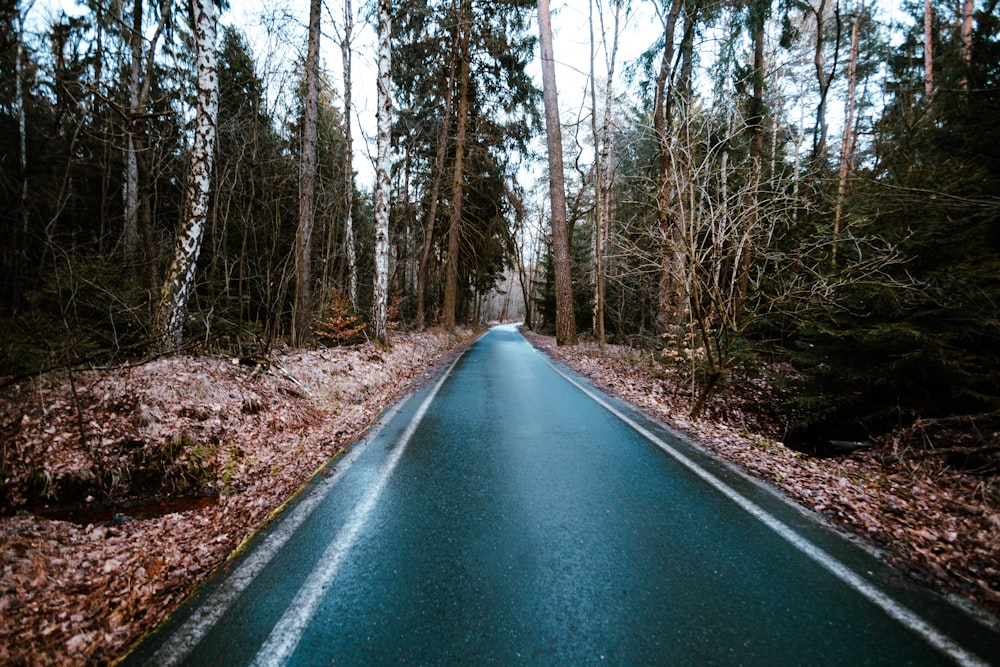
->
[1,325,998,666]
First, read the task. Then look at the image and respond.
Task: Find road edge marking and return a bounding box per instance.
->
[249,350,464,667]
[538,352,989,667]
[142,339,474,666]
[142,400,405,666]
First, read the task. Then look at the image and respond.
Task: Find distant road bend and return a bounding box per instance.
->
[125,324,1000,666]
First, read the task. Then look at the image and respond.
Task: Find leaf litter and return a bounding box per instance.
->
[0,328,476,666]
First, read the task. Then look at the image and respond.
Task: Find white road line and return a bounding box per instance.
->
[540,354,990,667]
[143,400,411,667]
[249,352,462,667]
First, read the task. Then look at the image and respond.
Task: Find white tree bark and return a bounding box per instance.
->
[292,0,321,346]
[371,0,392,343]
[153,0,218,351]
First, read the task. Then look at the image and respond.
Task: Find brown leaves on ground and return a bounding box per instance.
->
[0,328,475,666]
[522,330,1000,617]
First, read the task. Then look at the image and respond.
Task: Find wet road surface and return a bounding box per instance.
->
[125,324,1000,665]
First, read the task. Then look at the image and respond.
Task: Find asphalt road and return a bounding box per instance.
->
[124,324,1000,666]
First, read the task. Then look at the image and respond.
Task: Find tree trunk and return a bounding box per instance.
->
[924,0,934,105]
[15,6,29,240]
[443,1,471,332]
[538,0,577,346]
[736,0,767,318]
[342,0,358,307]
[653,0,683,335]
[812,0,842,161]
[832,3,863,267]
[153,0,218,351]
[417,8,459,330]
[292,0,321,347]
[959,0,973,92]
[371,0,393,344]
[123,0,142,262]
[589,0,603,344]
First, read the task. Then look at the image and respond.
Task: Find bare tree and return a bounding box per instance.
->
[538,0,577,345]
[370,0,392,344]
[153,0,218,351]
[292,0,321,347]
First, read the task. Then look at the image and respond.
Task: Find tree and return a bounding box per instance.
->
[589,0,626,344]
[370,0,392,344]
[923,0,934,105]
[415,7,457,330]
[443,0,470,331]
[538,0,576,345]
[292,0,321,346]
[832,1,864,265]
[652,0,684,334]
[341,0,358,307]
[393,0,538,329]
[153,0,218,351]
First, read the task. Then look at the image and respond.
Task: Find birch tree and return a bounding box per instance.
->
[538,0,577,345]
[292,0,321,346]
[370,0,392,344]
[153,0,218,351]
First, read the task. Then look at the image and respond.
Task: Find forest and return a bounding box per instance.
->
[2,0,999,454]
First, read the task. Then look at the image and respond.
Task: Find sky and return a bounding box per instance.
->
[34,0,907,190]
[221,0,662,188]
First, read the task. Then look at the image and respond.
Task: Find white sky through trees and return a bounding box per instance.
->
[34,0,905,189]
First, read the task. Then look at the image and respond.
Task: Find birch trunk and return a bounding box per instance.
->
[538,0,577,345]
[292,0,321,346]
[153,0,218,351]
[371,0,393,344]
